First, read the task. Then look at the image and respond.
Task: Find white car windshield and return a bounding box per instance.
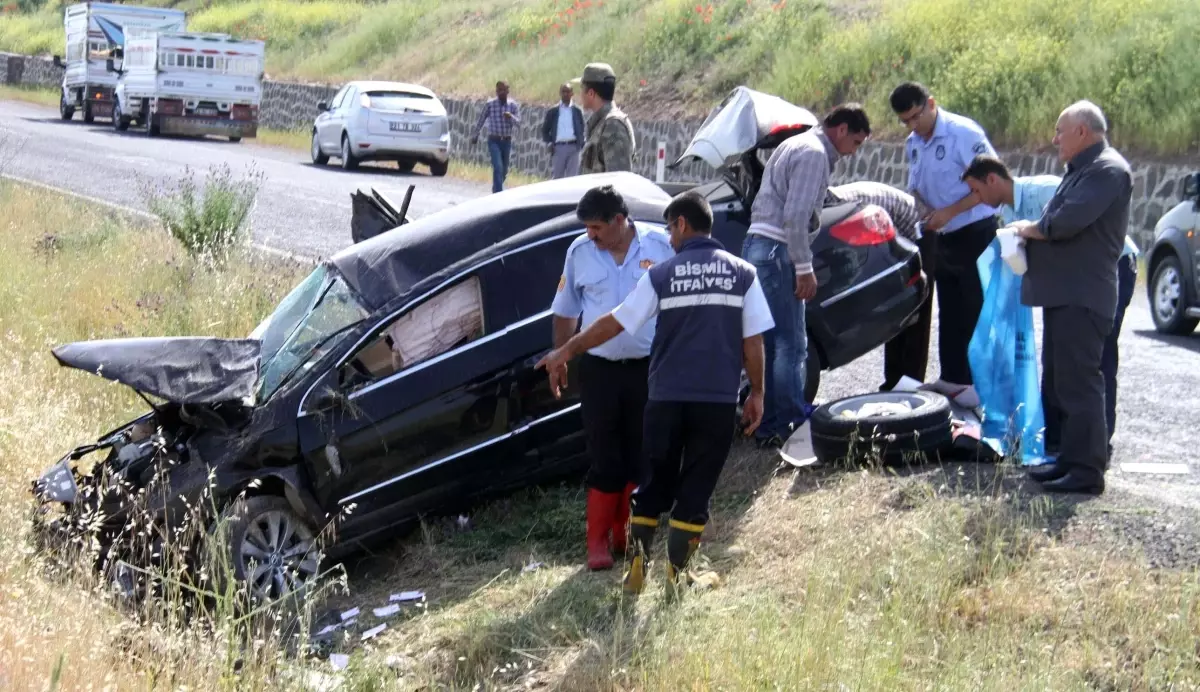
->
[250,265,369,403]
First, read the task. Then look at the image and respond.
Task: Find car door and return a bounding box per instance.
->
[318,85,350,150]
[499,231,590,481]
[295,261,525,538]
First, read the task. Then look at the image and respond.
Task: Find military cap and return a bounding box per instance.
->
[575,62,617,85]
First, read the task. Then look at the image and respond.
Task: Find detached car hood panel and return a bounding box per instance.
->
[674,86,818,169]
[52,337,261,404]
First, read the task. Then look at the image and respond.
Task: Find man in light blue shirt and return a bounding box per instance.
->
[550,184,674,571]
[890,82,1001,407]
[962,154,1138,462]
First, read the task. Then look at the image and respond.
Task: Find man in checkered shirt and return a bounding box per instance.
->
[826,181,933,391]
[472,81,522,193]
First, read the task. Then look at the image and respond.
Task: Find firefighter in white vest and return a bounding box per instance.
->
[537,190,773,598]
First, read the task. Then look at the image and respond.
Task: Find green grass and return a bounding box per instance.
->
[2,0,1198,155]
[1,180,1199,689]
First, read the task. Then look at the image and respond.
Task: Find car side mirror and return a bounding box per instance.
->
[52,55,63,68]
[317,101,328,112]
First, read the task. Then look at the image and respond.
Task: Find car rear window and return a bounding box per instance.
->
[365,91,436,111]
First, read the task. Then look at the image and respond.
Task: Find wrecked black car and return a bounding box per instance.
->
[32,88,928,602]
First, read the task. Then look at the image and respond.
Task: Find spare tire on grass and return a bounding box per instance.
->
[809,390,953,465]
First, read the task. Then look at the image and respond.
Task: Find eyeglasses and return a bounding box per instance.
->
[898,104,927,126]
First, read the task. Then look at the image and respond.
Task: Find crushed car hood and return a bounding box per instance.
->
[673,86,818,170]
[52,337,261,404]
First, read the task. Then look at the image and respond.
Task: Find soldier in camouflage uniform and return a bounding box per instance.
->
[575,63,635,174]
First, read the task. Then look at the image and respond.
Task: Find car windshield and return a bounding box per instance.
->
[250,265,369,403]
[366,90,436,111]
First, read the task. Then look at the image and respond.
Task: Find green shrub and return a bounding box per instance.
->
[142,164,263,263]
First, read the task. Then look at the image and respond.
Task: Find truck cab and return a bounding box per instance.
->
[110,30,265,142]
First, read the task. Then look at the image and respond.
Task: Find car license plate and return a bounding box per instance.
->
[389,121,422,133]
[195,108,217,117]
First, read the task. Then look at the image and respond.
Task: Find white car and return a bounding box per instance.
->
[311,80,451,176]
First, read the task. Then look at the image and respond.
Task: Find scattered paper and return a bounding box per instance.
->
[522,561,546,573]
[339,607,360,621]
[361,623,387,641]
[1120,462,1190,475]
[779,421,817,468]
[891,376,924,392]
[390,591,424,603]
[329,654,350,671]
[373,604,401,618]
[315,623,340,637]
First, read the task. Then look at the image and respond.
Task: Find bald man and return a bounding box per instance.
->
[1007,100,1132,495]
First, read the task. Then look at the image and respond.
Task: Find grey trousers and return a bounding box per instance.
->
[1043,305,1112,481]
[551,142,581,179]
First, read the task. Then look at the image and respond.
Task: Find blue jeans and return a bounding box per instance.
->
[487,138,511,193]
[743,234,807,440]
[1101,254,1137,446]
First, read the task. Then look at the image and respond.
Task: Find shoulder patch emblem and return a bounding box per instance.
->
[640,259,654,269]
[910,148,918,163]
[935,144,946,160]
[557,274,566,292]
[972,141,988,154]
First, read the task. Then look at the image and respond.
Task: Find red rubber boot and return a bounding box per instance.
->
[586,488,619,570]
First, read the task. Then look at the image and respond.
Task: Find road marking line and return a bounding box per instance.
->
[1120,462,1190,475]
[1,172,317,264]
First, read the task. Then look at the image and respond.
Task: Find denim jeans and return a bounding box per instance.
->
[487,138,511,193]
[742,234,807,440]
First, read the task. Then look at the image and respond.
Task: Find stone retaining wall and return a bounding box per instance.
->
[3,51,1192,248]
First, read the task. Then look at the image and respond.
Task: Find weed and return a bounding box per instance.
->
[141,163,263,264]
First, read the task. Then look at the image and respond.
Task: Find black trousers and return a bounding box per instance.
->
[883,231,938,388]
[579,354,649,493]
[1100,254,1137,447]
[933,217,998,385]
[631,400,738,526]
[1043,305,1112,481]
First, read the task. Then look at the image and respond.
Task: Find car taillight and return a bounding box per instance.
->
[231,104,258,120]
[157,99,184,116]
[359,93,371,109]
[830,204,896,246]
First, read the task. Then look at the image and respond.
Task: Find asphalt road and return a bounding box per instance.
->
[2,97,1197,566]
[0,99,488,260]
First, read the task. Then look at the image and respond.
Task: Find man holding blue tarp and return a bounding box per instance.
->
[963,153,1139,470]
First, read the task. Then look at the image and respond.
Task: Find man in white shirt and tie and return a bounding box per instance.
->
[541,83,585,179]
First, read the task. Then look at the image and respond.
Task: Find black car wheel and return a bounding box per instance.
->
[1150,255,1198,335]
[113,101,129,132]
[311,130,329,165]
[809,390,952,465]
[395,160,415,173]
[429,160,449,177]
[59,92,75,121]
[340,135,359,171]
[215,496,321,604]
[82,101,95,124]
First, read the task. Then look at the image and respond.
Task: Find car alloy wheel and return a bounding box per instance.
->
[1155,264,1182,323]
[311,131,328,165]
[1151,255,1198,334]
[222,496,320,603]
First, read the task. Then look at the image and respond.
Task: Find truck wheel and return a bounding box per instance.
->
[395,160,415,173]
[59,93,75,121]
[82,102,95,124]
[1151,255,1199,335]
[340,135,359,171]
[112,102,129,132]
[229,136,242,143]
[146,117,160,138]
[429,160,449,177]
[310,130,329,165]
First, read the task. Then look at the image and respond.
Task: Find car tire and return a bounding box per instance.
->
[59,93,75,121]
[340,135,359,171]
[311,131,329,165]
[430,160,449,177]
[395,160,415,173]
[211,495,321,605]
[113,101,129,132]
[1150,255,1199,335]
[229,136,242,143]
[82,101,95,124]
[808,390,953,465]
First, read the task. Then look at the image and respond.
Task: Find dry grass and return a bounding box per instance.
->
[0,181,1197,690]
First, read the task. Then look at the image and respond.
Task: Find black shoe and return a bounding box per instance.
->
[1041,472,1105,496]
[1028,463,1069,483]
[755,434,785,450]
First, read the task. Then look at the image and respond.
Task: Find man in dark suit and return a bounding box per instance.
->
[541,83,585,179]
[1007,100,1133,495]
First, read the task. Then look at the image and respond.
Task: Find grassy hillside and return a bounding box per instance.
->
[1,0,1198,155]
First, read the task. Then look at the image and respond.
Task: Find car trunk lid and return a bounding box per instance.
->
[672,86,818,170]
[363,90,443,137]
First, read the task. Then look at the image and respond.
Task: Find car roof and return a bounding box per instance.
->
[330,172,673,311]
[346,80,438,98]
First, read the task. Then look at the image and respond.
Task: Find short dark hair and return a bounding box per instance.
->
[577,185,628,223]
[581,79,615,102]
[961,154,1012,182]
[663,190,713,234]
[889,81,930,114]
[823,103,871,135]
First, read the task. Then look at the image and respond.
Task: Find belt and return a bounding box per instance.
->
[585,353,648,366]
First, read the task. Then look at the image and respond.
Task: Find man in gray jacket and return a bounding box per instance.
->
[743,104,870,447]
[1007,100,1132,495]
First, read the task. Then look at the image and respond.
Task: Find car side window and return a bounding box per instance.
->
[339,87,358,113]
[330,86,350,111]
[339,276,486,391]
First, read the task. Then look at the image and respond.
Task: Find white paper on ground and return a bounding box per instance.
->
[389,591,425,602]
[522,561,546,573]
[780,421,818,467]
[373,604,401,618]
[315,623,340,637]
[1120,462,1190,475]
[339,607,360,621]
[362,623,387,641]
[329,654,350,671]
[891,375,925,392]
